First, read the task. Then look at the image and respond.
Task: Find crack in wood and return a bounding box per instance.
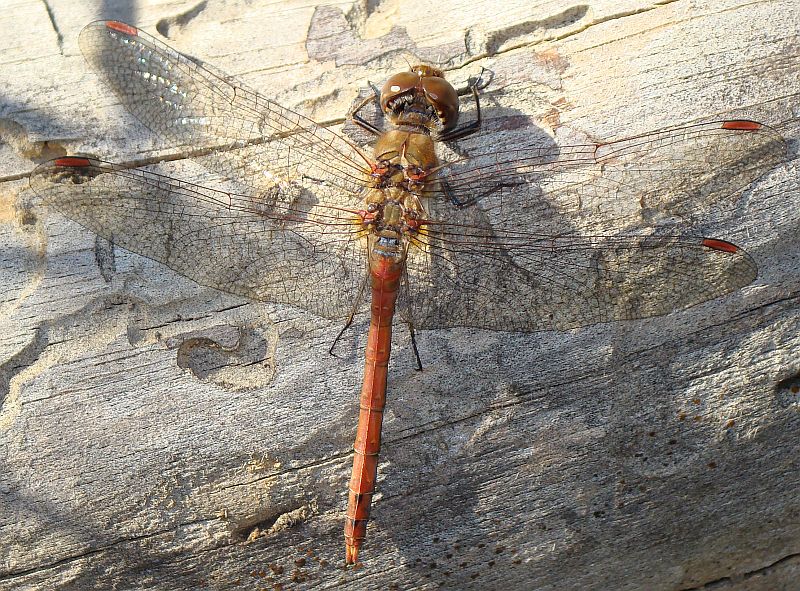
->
[678,550,800,589]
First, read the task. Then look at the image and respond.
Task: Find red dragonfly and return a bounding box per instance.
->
[29,20,786,564]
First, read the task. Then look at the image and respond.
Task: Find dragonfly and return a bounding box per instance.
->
[29,20,787,564]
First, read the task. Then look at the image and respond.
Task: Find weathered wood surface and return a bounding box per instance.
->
[1,0,799,589]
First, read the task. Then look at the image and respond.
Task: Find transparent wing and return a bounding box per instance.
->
[397,119,784,331]
[30,157,368,320]
[78,20,371,210]
[63,21,786,333]
[434,120,786,235]
[401,204,757,331]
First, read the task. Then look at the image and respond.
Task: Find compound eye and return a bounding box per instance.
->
[421,76,459,131]
[379,71,419,114]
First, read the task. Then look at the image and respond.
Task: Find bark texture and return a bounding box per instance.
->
[1,1,798,590]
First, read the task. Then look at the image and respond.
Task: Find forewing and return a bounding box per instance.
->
[31,158,368,319]
[78,21,370,211]
[436,120,787,234]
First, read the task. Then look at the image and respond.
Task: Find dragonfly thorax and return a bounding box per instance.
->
[374,130,438,172]
[362,193,423,230]
[360,192,424,269]
[370,130,439,197]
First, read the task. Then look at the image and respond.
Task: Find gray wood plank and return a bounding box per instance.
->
[1,1,798,589]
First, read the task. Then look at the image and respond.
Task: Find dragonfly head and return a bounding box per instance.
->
[380,65,459,134]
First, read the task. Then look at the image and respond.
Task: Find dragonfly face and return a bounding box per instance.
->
[379,65,460,133]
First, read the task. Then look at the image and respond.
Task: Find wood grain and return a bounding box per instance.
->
[1,1,798,589]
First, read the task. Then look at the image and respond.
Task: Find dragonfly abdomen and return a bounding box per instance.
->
[344,256,403,564]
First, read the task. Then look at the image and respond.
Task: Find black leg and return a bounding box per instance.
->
[329,276,369,356]
[437,67,493,142]
[441,177,473,207]
[409,322,423,371]
[329,314,356,357]
[456,67,493,96]
[349,81,385,137]
[350,95,383,136]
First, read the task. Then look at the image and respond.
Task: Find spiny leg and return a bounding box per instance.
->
[349,81,384,136]
[329,275,369,356]
[437,67,493,142]
[409,321,423,371]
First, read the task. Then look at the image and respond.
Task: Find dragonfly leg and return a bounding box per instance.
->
[462,66,493,95]
[441,168,519,208]
[441,177,474,207]
[437,67,492,142]
[408,322,423,371]
[330,275,370,356]
[329,315,356,356]
[349,83,384,137]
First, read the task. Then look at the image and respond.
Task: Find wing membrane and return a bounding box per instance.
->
[38,21,785,332]
[435,120,786,233]
[403,212,756,331]
[31,157,368,319]
[78,20,371,208]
